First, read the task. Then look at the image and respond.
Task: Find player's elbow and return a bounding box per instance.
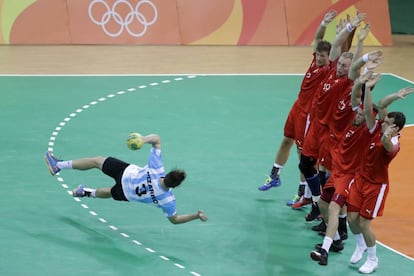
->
[168,215,180,224]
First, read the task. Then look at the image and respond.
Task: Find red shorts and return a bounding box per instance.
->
[346,173,389,219]
[283,102,310,150]
[320,170,354,207]
[319,134,338,171]
[302,120,329,160]
[318,142,332,171]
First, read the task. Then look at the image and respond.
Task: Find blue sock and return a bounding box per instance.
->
[306,173,321,196]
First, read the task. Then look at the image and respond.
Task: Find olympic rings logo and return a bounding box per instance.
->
[88,0,158,37]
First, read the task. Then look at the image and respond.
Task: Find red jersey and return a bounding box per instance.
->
[311,61,354,126]
[359,121,400,184]
[329,90,355,141]
[333,124,370,173]
[295,53,331,113]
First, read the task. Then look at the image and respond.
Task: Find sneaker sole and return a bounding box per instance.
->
[44,155,56,176]
[305,213,321,222]
[359,265,378,274]
[291,204,312,210]
[291,202,312,209]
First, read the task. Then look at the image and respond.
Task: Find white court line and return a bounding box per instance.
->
[3,73,414,80]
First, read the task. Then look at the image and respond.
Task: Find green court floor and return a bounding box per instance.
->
[1,74,413,275]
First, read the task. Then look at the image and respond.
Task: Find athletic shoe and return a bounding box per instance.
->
[350,245,367,264]
[44,151,61,175]
[310,248,328,265]
[258,176,281,191]
[291,196,312,209]
[315,239,344,253]
[358,257,378,274]
[305,203,321,221]
[312,220,326,232]
[72,185,85,197]
[286,194,300,206]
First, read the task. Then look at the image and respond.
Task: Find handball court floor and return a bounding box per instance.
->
[1,72,414,276]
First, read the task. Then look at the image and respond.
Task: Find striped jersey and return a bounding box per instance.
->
[121,148,176,217]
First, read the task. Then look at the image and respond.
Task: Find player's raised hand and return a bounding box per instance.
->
[324,10,337,24]
[383,124,398,138]
[336,18,346,34]
[351,11,367,28]
[358,70,373,84]
[365,73,381,89]
[396,87,414,99]
[367,50,383,60]
[365,50,384,70]
[357,24,370,42]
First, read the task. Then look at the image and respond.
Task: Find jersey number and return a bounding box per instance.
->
[135,184,147,197]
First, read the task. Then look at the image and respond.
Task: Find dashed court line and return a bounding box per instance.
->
[47,75,203,275]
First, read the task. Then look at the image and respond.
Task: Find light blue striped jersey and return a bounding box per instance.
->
[121,148,176,217]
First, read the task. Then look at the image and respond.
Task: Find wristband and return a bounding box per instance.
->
[362,54,369,62]
[321,20,328,27]
[346,23,355,32]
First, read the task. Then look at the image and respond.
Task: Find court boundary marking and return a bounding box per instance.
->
[45,75,203,276]
[0,72,413,82]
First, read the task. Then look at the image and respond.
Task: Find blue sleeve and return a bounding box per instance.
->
[161,200,176,217]
[148,147,163,170]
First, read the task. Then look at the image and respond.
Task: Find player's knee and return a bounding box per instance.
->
[298,155,317,177]
[328,199,342,215]
[94,156,107,168]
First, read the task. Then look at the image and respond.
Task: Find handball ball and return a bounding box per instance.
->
[126,133,144,150]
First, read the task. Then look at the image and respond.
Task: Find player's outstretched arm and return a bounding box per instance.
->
[168,210,208,224]
[352,24,370,65]
[362,73,382,130]
[349,50,383,81]
[351,70,373,108]
[377,87,414,120]
[329,12,366,61]
[142,134,161,149]
[313,10,336,51]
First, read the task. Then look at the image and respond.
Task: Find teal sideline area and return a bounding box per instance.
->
[1,74,413,275]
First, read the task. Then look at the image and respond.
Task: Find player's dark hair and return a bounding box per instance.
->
[388,112,406,131]
[164,169,186,188]
[316,40,331,54]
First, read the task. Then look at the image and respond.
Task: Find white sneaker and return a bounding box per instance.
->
[358,257,378,274]
[350,245,367,264]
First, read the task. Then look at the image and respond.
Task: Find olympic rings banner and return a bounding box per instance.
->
[0,0,392,45]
